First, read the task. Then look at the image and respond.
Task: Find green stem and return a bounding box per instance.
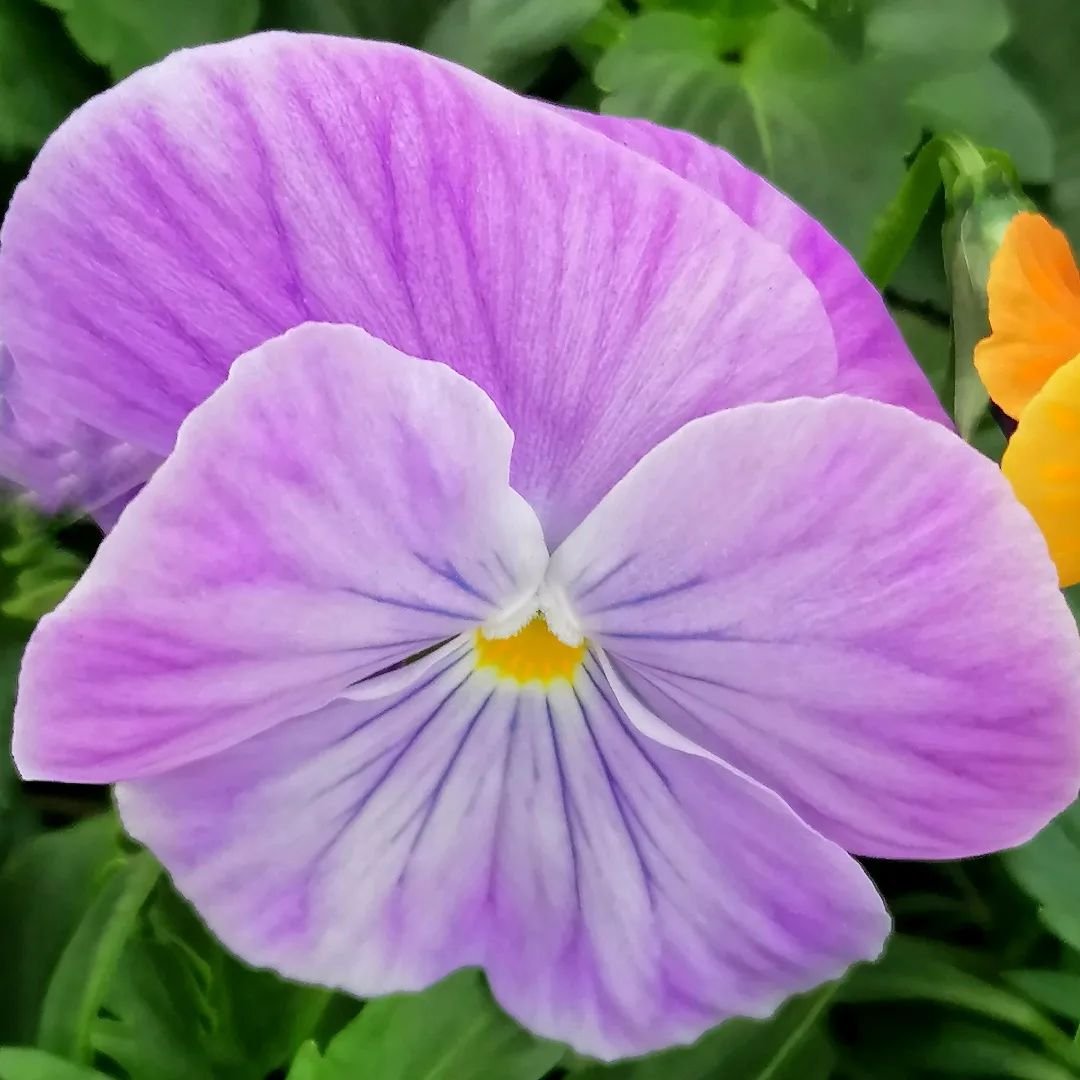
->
[861,140,948,290]
[861,134,995,291]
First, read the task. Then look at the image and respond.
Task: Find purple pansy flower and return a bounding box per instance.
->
[4,33,1080,1060]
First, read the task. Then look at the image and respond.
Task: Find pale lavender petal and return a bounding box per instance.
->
[117,644,887,1060]
[0,345,157,524]
[0,32,843,545]
[545,396,1080,859]
[14,323,547,782]
[565,111,949,426]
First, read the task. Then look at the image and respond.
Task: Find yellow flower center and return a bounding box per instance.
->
[474,614,586,685]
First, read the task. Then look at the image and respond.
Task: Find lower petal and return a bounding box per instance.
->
[1002,352,1080,587]
[118,645,887,1060]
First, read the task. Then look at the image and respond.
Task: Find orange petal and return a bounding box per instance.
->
[974,212,1080,420]
[1002,351,1080,587]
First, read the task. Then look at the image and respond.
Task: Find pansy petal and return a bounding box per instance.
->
[0,345,157,524]
[975,212,1080,419]
[564,110,948,425]
[1002,352,1080,587]
[117,644,887,1060]
[0,33,842,545]
[14,323,547,782]
[545,395,1080,859]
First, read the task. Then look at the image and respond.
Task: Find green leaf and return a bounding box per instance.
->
[1002,0,1080,245]
[595,8,918,252]
[1006,970,1080,1024]
[841,1016,1080,1080]
[0,636,32,862]
[37,850,160,1062]
[894,1023,1080,1080]
[841,936,1080,1065]
[286,1041,324,1080]
[910,65,1053,184]
[639,0,777,15]
[573,985,837,1080]
[90,881,331,1079]
[1005,800,1080,954]
[0,506,84,623]
[39,0,260,80]
[260,0,443,42]
[425,0,605,81]
[294,968,563,1080]
[92,925,225,1080]
[213,954,332,1076]
[0,814,121,1044]
[865,0,1010,61]
[0,0,99,156]
[636,0,777,51]
[594,0,1053,254]
[594,9,728,101]
[0,1048,108,1080]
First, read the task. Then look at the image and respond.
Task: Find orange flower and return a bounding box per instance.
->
[975,213,1080,586]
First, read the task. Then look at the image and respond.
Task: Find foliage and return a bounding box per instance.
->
[573,984,838,1078]
[593,0,1049,253]
[1,1,1079,1078]
[37,0,259,78]
[0,0,100,156]
[289,969,563,1079]
[1002,0,1080,246]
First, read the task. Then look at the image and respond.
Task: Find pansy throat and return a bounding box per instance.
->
[474,615,587,686]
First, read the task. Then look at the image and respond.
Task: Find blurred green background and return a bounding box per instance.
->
[3,1,1080,1078]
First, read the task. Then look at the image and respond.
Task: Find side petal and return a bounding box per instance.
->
[0,345,157,524]
[14,323,547,782]
[0,32,840,546]
[564,110,948,426]
[117,645,887,1060]
[1002,352,1080,587]
[545,395,1080,859]
[974,212,1080,419]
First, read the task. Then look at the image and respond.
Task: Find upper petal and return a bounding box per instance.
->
[117,643,887,1060]
[0,32,840,545]
[545,395,1080,859]
[1002,352,1080,587]
[563,110,949,426]
[14,322,547,782]
[974,212,1080,420]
